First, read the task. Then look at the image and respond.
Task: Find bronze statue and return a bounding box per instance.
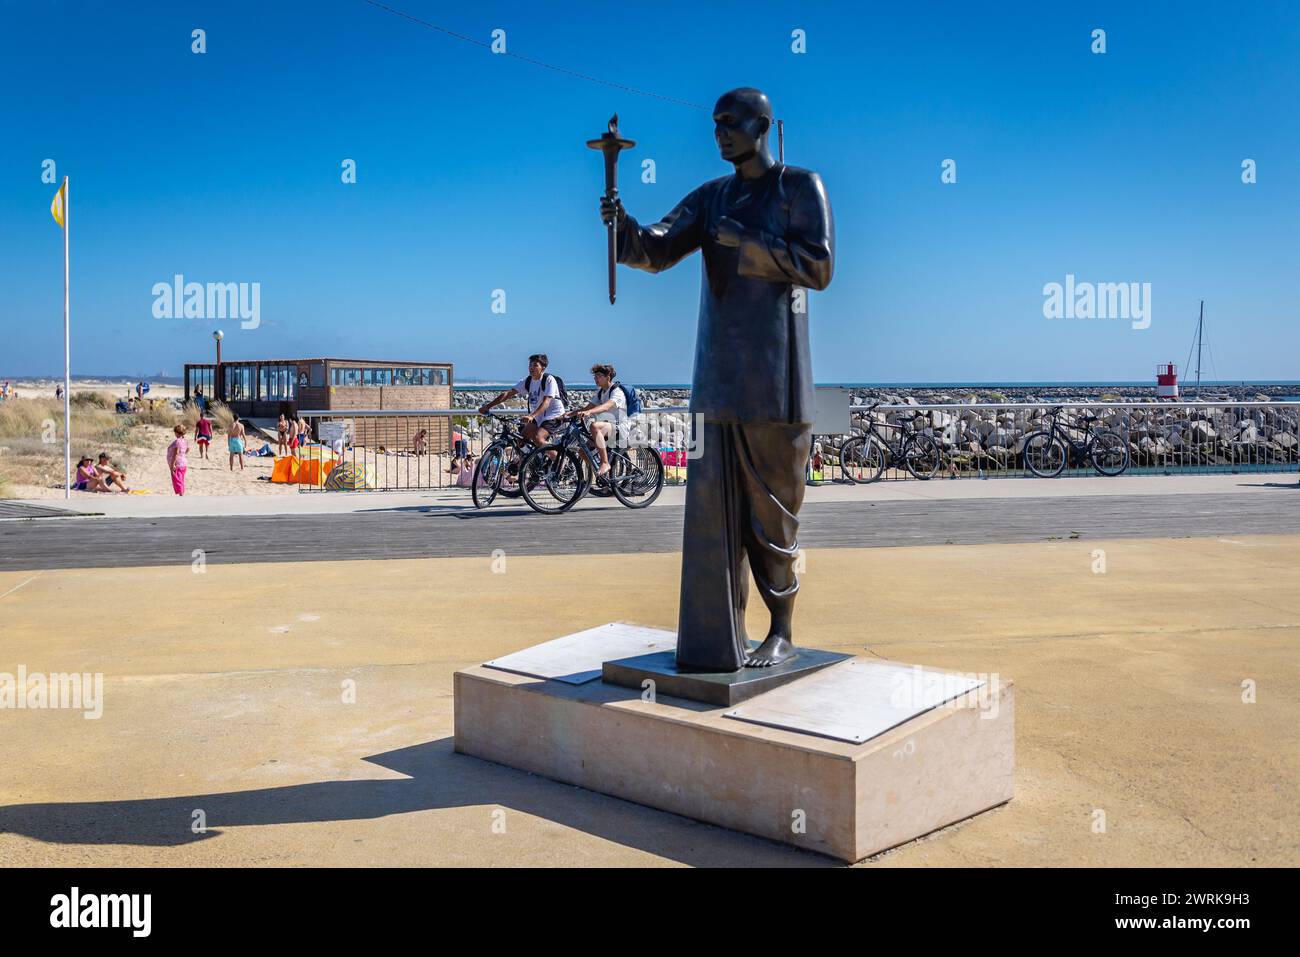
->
[600,88,834,671]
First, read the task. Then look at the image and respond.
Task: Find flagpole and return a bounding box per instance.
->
[62,176,70,499]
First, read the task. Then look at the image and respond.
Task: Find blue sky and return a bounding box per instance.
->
[1,0,1297,384]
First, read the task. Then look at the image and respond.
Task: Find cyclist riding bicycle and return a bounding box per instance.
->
[566,363,626,478]
[477,353,567,446]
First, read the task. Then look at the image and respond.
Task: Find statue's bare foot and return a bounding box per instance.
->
[745,634,794,668]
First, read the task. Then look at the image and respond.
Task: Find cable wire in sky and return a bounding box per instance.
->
[360,0,710,111]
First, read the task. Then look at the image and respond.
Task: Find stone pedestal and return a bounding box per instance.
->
[602,645,852,707]
[454,626,1014,862]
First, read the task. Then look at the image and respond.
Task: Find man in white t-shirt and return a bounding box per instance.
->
[477,353,566,445]
[571,363,625,477]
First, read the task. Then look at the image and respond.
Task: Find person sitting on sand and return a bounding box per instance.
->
[73,456,111,493]
[412,429,428,456]
[95,453,130,492]
[455,451,477,487]
[195,411,214,459]
[445,428,471,475]
[227,419,246,471]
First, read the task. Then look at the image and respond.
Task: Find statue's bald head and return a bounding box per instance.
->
[713,87,774,166]
[714,87,773,123]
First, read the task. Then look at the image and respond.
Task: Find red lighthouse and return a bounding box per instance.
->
[1156,362,1179,399]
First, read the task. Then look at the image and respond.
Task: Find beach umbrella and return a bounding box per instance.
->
[324,462,376,491]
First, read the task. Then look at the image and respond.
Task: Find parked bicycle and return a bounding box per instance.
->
[470,413,535,509]
[518,415,665,514]
[839,403,942,482]
[1022,406,1130,477]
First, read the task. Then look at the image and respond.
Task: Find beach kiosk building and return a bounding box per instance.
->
[184,357,454,449]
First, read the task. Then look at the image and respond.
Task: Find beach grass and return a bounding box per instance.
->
[0,397,164,493]
[139,400,180,428]
[209,401,236,433]
[70,390,112,409]
[178,399,234,433]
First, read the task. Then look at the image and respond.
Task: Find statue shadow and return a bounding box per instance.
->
[0,737,832,867]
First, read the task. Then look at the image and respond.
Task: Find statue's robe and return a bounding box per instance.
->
[618,163,835,670]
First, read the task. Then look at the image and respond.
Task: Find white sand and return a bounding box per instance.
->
[9,424,466,500]
[3,378,185,402]
[3,379,472,499]
[8,424,293,500]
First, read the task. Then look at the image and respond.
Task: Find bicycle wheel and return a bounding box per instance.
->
[611,446,664,509]
[1090,430,1130,476]
[1023,431,1066,477]
[470,443,504,509]
[903,434,942,479]
[840,435,886,484]
[495,443,527,498]
[519,445,585,514]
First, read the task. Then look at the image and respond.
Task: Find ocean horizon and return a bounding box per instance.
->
[8,374,1300,392]
[454,380,1300,391]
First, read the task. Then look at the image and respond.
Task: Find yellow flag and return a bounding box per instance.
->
[50,181,65,228]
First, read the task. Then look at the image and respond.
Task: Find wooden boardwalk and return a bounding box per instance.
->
[2,491,1298,571]
[0,502,89,521]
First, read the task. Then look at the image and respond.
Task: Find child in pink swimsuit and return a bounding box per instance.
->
[167,423,189,495]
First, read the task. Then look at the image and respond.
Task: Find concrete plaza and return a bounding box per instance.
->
[1,490,1296,864]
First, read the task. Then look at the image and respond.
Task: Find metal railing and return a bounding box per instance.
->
[290,401,1299,491]
[293,407,696,492]
[835,400,1300,481]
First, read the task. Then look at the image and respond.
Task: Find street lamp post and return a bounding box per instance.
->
[213,330,224,402]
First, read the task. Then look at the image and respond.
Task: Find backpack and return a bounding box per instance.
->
[538,373,569,409]
[614,380,642,417]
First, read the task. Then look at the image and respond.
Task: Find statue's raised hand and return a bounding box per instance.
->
[599,194,626,227]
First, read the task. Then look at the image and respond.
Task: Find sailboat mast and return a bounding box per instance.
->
[1195,300,1204,397]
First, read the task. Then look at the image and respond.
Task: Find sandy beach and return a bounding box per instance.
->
[12,444,472,501]
[1,380,475,499]
[0,380,292,499]
[3,377,185,402]
[5,422,296,501]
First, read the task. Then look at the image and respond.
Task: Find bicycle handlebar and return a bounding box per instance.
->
[483,411,520,437]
